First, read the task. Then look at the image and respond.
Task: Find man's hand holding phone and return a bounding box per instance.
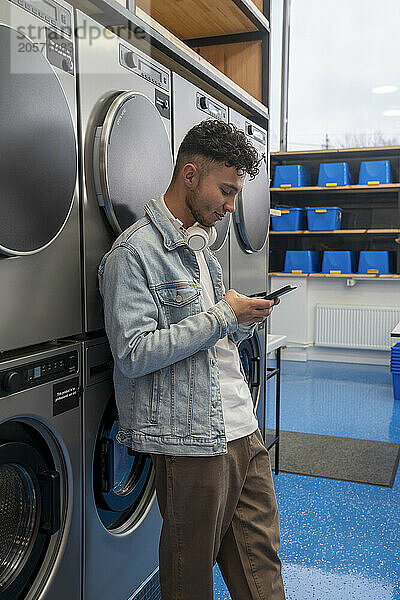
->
[223,290,280,325]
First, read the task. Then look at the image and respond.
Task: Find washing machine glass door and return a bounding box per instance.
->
[94,400,155,533]
[210,212,231,252]
[0,26,77,256]
[0,423,61,600]
[238,333,261,408]
[93,92,173,234]
[235,155,270,253]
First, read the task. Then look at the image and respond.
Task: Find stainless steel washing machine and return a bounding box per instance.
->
[0,341,81,600]
[75,11,174,334]
[0,0,81,353]
[81,337,162,600]
[228,108,269,296]
[172,73,231,289]
[228,108,270,436]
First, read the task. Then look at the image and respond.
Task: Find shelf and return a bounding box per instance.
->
[270,184,400,194]
[270,229,400,235]
[269,273,400,279]
[134,0,269,103]
[135,6,269,124]
[271,146,400,160]
[135,0,270,40]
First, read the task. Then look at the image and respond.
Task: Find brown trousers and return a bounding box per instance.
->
[151,429,286,600]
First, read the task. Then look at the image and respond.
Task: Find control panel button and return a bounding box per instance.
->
[2,371,23,394]
[125,52,137,69]
[61,58,73,73]
[199,97,208,110]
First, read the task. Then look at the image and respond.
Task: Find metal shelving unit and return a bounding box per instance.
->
[269,148,400,275]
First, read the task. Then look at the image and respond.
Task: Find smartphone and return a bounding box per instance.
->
[250,285,297,300]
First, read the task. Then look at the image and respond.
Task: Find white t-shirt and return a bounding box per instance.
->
[158,196,258,442]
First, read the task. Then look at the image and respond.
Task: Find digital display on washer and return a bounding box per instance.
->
[30,0,58,18]
[34,366,41,379]
[138,59,162,84]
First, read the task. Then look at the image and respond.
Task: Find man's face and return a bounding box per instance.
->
[185,163,244,228]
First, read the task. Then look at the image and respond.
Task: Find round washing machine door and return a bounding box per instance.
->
[239,332,262,409]
[93,91,173,234]
[93,400,155,533]
[234,154,270,253]
[0,26,77,256]
[0,422,62,600]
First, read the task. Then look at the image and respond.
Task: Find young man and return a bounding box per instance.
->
[99,120,285,600]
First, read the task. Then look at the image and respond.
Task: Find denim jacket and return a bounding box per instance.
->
[98,199,256,456]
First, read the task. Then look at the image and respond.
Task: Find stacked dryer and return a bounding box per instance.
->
[228,109,270,432]
[172,73,231,289]
[0,2,83,599]
[76,11,173,335]
[75,13,173,600]
[0,0,81,353]
[172,74,270,430]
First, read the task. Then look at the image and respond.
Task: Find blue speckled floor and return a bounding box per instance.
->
[213,361,400,599]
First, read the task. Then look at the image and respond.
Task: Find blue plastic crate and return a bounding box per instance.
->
[358,160,391,185]
[273,165,311,188]
[391,343,400,373]
[284,250,320,274]
[357,251,391,275]
[306,207,342,231]
[271,208,306,231]
[393,374,400,400]
[318,162,352,187]
[321,251,356,274]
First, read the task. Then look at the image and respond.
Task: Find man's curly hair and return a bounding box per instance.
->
[173,119,261,181]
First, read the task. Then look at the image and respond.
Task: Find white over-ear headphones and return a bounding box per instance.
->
[169,215,217,251]
[185,224,217,251]
[158,195,217,251]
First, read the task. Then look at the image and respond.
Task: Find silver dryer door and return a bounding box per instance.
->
[0,25,77,256]
[93,91,173,233]
[229,110,270,253]
[235,154,270,253]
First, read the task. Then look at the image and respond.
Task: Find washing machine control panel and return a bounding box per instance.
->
[9,0,72,36]
[119,44,170,92]
[46,29,74,74]
[196,93,227,121]
[0,351,78,396]
[245,122,266,146]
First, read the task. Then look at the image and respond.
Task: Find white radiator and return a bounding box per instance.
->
[315,304,400,350]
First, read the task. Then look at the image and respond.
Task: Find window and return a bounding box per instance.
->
[287,0,400,150]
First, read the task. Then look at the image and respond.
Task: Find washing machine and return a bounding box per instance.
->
[172,73,231,289]
[75,11,174,334]
[0,0,81,353]
[0,341,81,600]
[228,108,270,433]
[228,108,269,296]
[81,337,162,600]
